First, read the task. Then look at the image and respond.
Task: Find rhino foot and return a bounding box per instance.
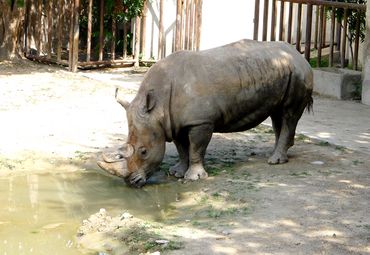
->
[268,153,288,165]
[184,164,208,181]
[169,162,187,178]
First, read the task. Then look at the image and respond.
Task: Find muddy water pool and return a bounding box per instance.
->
[0,170,184,254]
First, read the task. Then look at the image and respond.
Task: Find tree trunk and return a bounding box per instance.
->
[0,1,25,60]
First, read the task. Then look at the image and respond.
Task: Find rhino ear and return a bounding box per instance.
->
[144,90,156,112]
[115,88,130,111]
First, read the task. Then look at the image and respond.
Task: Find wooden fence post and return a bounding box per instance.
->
[254,0,260,40]
[279,0,285,41]
[270,0,277,41]
[296,3,302,52]
[86,0,92,61]
[329,7,335,67]
[176,0,182,50]
[341,8,348,68]
[140,0,148,58]
[195,0,202,50]
[134,16,141,66]
[262,0,269,41]
[99,0,104,61]
[158,0,164,59]
[305,3,313,61]
[47,0,52,59]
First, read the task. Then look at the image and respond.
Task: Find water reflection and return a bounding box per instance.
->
[0,171,183,254]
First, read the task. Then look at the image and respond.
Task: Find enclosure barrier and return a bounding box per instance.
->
[23,0,203,72]
[253,0,366,70]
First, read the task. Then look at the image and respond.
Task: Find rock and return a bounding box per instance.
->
[120,212,133,220]
[155,240,169,244]
[310,161,324,165]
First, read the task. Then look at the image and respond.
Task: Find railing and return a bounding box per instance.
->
[253,0,366,70]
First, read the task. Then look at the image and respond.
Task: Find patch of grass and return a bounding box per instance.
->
[290,171,311,177]
[363,225,370,231]
[296,134,308,141]
[309,55,329,68]
[74,150,90,161]
[206,206,248,219]
[317,141,330,146]
[335,145,346,151]
[352,160,364,166]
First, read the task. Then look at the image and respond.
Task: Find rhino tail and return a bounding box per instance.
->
[306,95,314,114]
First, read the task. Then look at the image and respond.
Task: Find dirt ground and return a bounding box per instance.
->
[1,60,369,255]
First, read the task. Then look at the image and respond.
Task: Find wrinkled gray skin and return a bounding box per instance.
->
[100,39,313,188]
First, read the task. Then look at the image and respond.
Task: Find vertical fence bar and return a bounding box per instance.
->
[185,0,190,49]
[141,1,147,57]
[336,16,341,51]
[37,0,42,56]
[68,0,74,70]
[57,0,64,62]
[279,0,285,41]
[99,0,104,61]
[189,0,194,50]
[317,5,324,67]
[341,8,348,68]
[158,0,164,58]
[123,23,127,58]
[111,16,116,60]
[134,16,141,66]
[175,0,182,50]
[287,2,293,43]
[195,0,203,50]
[305,3,313,61]
[354,10,361,70]
[322,8,327,47]
[296,3,302,52]
[86,0,92,61]
[262,0,269,41]
[314,5,319,49]
[270,0,277,41]
[329,7,335,67]
[254,0,260,40]
[47,0,52,59]
[71,0,80,72]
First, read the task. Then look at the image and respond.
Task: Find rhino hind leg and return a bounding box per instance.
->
[169,139,189,178]
[268,102,307,165]
[183,124,213,181]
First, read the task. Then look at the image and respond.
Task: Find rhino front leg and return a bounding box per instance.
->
[169,138,189,178]
[184,124,213,181]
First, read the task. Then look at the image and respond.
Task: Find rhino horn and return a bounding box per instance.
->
[115,88,130,111]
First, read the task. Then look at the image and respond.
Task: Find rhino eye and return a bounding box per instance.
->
[138,147,148,158]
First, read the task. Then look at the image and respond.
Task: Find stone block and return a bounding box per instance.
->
[313,68,362,100]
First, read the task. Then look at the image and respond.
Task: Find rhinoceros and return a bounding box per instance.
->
[98,39,313,187]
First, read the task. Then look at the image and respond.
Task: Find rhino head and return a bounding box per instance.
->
[103,88,166,188]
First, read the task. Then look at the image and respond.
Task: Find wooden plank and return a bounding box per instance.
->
[158,0,164,58]
[134,16,141,66]
[341,8,348,68]
[195,0,203,50]
[253,0,260,40]
[329,7,335,67]
[99,0,104,61]
[270,0,277,41]
[296,3,302,52]
[282,0,365,11]
[304,3,313,61]
[279,0,285,41]
[47,0,52,59]
[262,0,269,41]
[86,0,92,61]
[317,5,324,67]
[287,2,293,43]
[353,10,361,70]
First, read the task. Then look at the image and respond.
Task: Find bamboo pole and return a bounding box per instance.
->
[99,0,104,61]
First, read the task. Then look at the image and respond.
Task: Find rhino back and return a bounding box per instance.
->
[144,40,312,134]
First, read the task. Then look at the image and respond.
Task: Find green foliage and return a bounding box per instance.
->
[328,0,367,43]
